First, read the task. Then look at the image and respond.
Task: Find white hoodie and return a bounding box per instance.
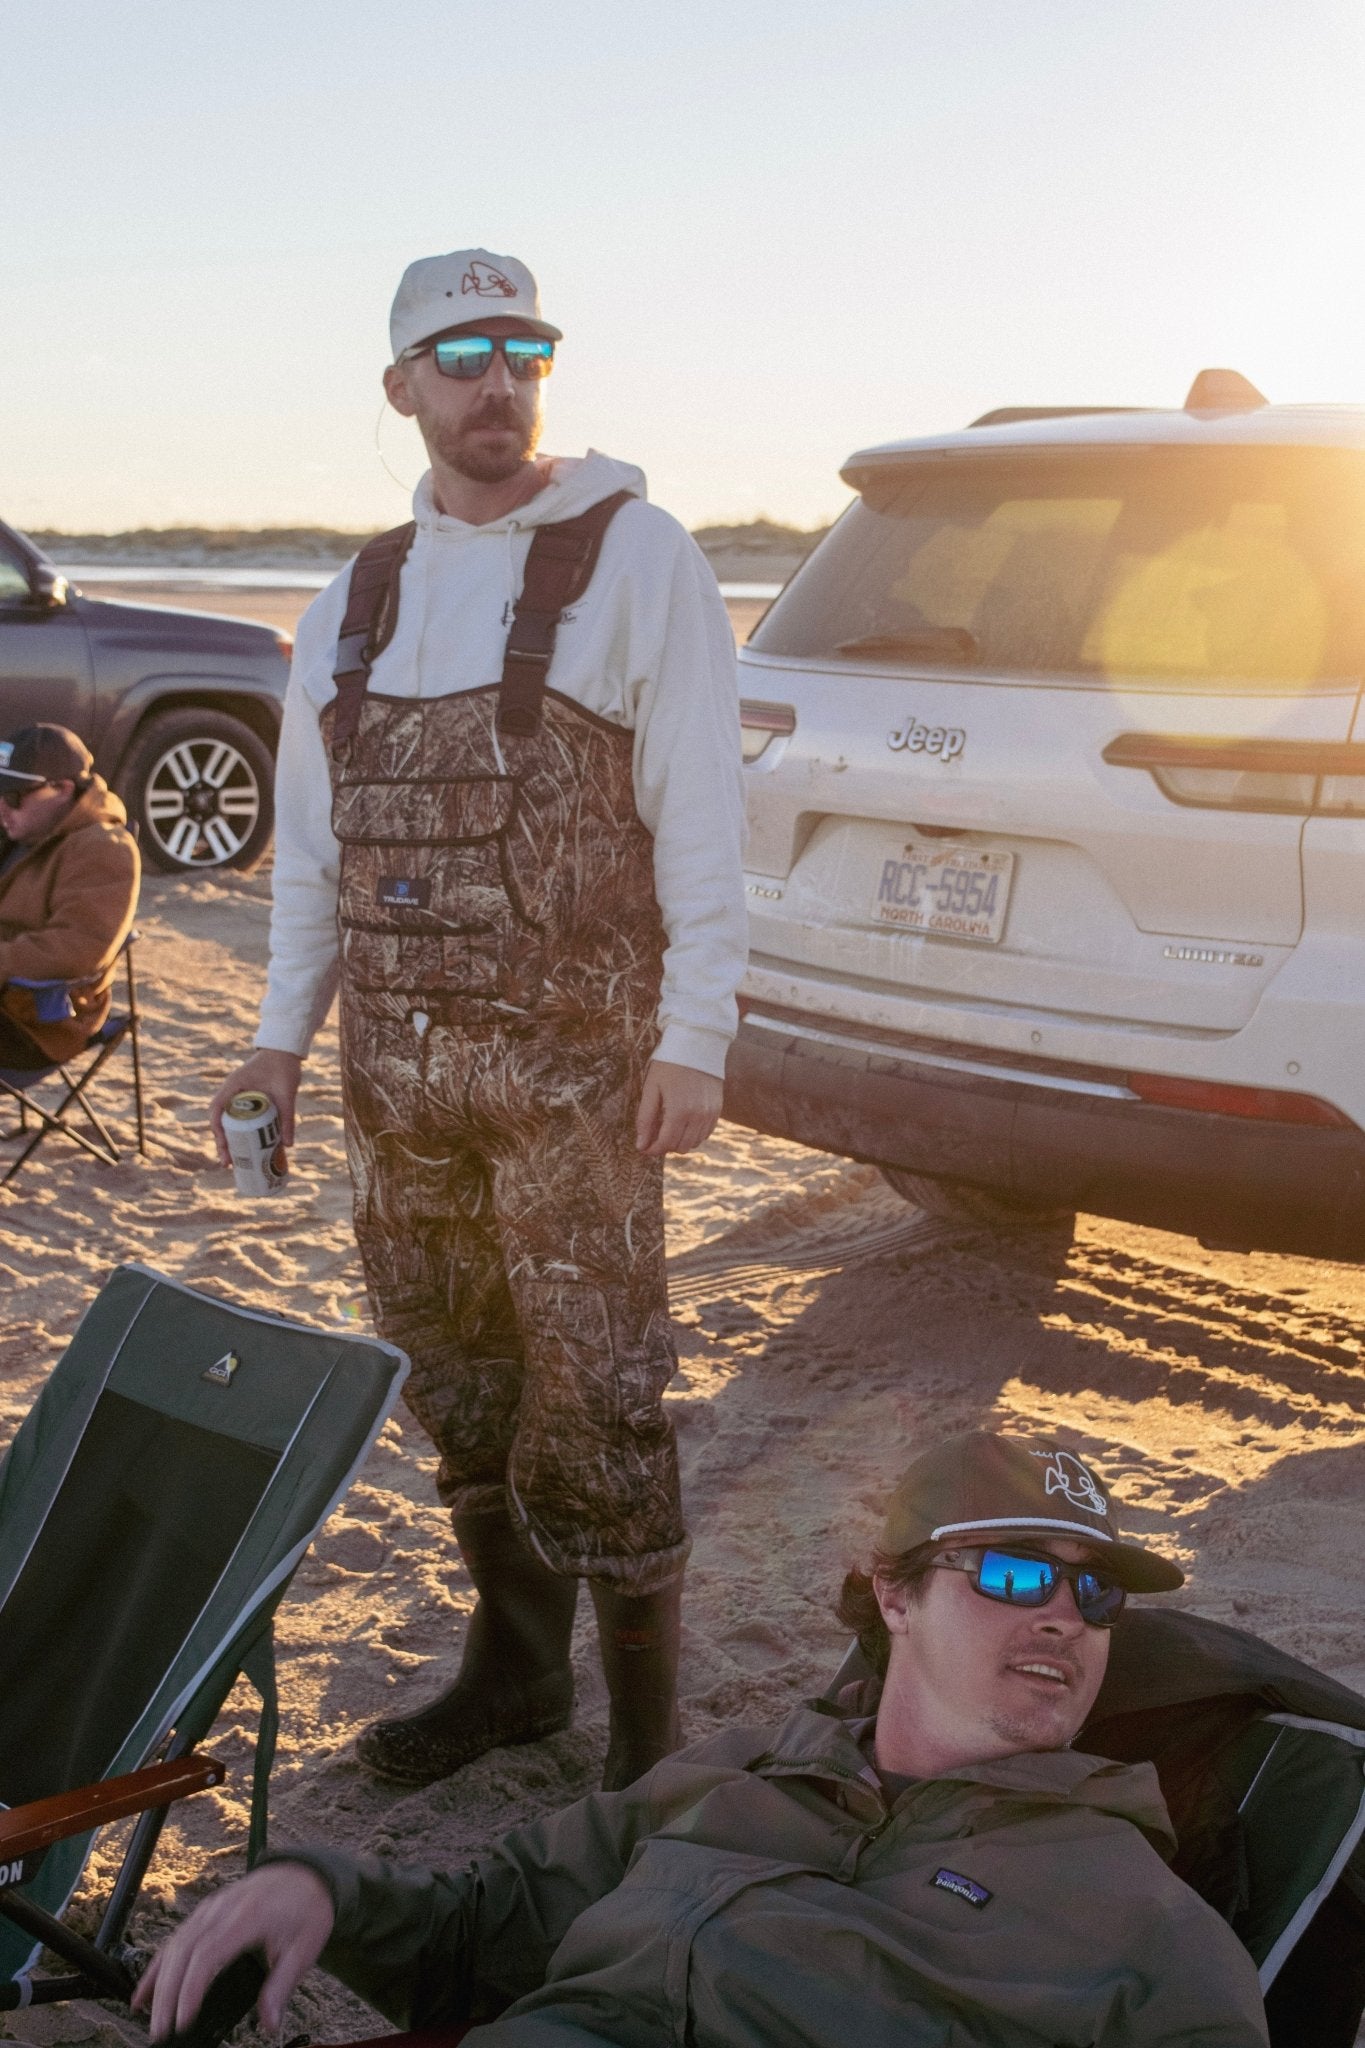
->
[256,453,747,1079]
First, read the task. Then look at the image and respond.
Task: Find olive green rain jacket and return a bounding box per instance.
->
[279,1696,1268,2047]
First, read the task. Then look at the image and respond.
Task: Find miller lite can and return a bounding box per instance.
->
[224,1090,287,1196]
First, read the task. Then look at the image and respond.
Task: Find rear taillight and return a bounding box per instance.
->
[1128,1072,1350,1126]
[739,699,796,763]
[1103,733,1365,816]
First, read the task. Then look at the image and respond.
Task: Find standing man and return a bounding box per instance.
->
[210,249,746,1792]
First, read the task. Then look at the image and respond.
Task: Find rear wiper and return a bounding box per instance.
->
[835,626,979,662]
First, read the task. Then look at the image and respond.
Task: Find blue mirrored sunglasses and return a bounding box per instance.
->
[932,1546,1126,1628]
[408,334,555,381]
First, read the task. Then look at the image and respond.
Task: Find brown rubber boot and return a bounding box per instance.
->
[356,1508,578,1786]
[590,1576,684,1792]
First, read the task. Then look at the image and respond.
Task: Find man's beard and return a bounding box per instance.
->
[421,394,543,484]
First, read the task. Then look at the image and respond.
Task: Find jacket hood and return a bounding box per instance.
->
[412,451,647,538]
[753,1694,1177,1853]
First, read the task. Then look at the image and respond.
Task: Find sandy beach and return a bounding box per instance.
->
[1,581,1362,2047]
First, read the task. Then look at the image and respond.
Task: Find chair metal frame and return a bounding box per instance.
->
[0,932,147,1184]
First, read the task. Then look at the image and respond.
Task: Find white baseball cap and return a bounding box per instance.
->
[389,248,562,359]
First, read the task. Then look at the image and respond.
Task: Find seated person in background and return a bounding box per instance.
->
[0,724,139,1069]
[137,1431,1270,2047]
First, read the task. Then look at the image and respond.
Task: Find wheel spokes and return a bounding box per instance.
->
[164,816,204,863]
[145,734,262,865]
[203,817,243,862]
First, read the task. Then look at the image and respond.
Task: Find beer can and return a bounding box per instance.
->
[223,1090,287,1197]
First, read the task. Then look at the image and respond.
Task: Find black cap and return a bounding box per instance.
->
[0,725,94,800]
[879,1431,1184,1594]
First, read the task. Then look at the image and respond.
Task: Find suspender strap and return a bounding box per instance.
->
[330,521,417,750]
[329,492,632,750]
[497,489,634,737]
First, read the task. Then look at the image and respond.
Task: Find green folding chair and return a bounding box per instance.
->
[0,1263,407,2036]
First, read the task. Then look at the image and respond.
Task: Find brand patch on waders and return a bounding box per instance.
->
[931,1867,992,1908]
[378,877,431,909]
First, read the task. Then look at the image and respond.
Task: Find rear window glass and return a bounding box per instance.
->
[751,446,1365,684]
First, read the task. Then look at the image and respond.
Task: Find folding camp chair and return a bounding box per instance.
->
[1082,1607,1365,2048]
[0,1262,407,2040]
[0,931,147,1185]
[827,1608,1365,2048]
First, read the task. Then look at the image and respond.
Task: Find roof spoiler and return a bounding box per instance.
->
[967,370,1269,430]
[1184,367,1268,412]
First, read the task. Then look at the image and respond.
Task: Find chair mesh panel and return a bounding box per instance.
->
[0,1391,276,1807]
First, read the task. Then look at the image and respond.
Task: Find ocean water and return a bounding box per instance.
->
[56,562,782,601]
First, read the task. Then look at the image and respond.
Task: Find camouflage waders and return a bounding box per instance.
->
[321,678,688,1595]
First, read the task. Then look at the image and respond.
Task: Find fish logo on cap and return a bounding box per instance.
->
[462,260,517,299]
[1033,1448,1107,1517]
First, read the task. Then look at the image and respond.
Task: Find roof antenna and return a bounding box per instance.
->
[1184,368,1268,413]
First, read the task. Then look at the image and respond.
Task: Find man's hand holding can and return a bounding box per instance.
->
[210,1048,304,1168]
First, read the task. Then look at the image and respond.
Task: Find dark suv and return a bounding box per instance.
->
[0,520,291,873]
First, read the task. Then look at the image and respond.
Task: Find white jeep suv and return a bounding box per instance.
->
[724,372,1365,1260]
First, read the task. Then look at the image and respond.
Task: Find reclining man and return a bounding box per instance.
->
[137,1432,1269,2046]
[0,724,139,1069]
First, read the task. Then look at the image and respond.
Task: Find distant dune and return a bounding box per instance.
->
[32,518,830,584]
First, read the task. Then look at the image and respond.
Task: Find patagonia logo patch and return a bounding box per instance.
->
[931,1868,992,1908]
[378,877,430,910]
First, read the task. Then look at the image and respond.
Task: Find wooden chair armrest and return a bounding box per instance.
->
[0,1755,226,1859]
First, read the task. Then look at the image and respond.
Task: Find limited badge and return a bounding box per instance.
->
[378,877,431,910]
[202,1351,240,1387]
[931,1868,992,1908]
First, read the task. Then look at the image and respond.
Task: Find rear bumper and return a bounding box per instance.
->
[724,1012,1365,1259]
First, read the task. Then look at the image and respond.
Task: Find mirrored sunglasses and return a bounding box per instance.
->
[413,335,556,382]
[932,1546,1126,1628]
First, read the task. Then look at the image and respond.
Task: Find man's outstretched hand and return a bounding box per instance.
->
[133,1863,335,2041]
[635,1059,723,1157]
[209,1048,303,1167]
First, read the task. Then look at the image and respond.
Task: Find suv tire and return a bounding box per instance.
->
[878,1166,1075,1234]
[120,709,274,874]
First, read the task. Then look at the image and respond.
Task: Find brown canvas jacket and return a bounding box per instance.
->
[275,1694,1269,2047]
[0,777,139,1061]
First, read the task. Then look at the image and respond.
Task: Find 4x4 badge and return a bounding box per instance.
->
[202,1351,241,1387]
[888,718,966,761]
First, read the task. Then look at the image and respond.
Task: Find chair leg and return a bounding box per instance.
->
[124,946,148,1157]
[2,1102,114,1183]
[57,1062,123,1159]
[0,963,147,1182]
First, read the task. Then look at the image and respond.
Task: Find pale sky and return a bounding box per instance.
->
[5,0,1363,535]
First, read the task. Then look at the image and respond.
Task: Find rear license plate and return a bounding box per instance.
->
[871,838,1015,944]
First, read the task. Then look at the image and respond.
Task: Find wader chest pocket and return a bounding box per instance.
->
[332,775,515,847]
[336,774,522,936]
[335,775,540,1003]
